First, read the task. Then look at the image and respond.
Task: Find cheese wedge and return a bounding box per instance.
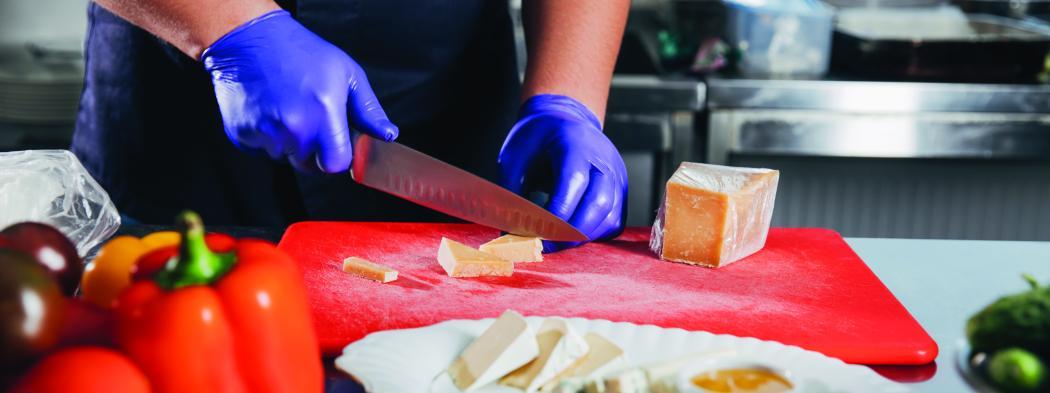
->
[341,257,398,283]
[650,162,779,268]
[448,310,540,391]
[540,333,626,392]
[438,237,513,277]
[502,319,590,393]
[480,234,544,263]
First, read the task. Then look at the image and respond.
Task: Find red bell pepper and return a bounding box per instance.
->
[114,212,322,393]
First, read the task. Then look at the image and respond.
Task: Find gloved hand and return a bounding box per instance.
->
[498,94,628,252]
[201,10,397,173]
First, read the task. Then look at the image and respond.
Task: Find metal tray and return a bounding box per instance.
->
[830,12,1050,82]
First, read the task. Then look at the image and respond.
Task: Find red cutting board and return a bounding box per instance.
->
[278,222,937,365]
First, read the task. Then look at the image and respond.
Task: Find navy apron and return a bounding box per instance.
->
[72,0,520,226]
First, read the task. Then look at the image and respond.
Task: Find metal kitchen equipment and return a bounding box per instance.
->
[952,0,1050,20]
[725,0,835,78]
[832,8,1050,82]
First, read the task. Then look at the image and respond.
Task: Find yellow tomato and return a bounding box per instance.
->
[80,231,180,308]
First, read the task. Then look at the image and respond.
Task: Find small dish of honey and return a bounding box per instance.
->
[690,368,793,393]
[677,358,795,393]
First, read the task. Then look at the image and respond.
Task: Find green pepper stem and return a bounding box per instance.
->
[154,211,235,290]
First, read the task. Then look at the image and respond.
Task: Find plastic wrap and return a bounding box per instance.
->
[650,162,779,268]
[724,0,834,78]
[0,150,121,255]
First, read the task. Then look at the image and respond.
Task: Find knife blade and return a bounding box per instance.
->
[350,134,588,242]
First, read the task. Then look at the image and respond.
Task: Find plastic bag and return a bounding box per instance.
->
[0,150,121,255]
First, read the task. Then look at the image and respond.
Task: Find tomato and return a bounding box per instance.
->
[11,347,150,393]
[1,222,82,296]
[0,249,66,369]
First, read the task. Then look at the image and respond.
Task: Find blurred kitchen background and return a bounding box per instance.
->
[2,0,1048,240]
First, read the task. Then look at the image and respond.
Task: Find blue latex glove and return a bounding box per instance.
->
[201,10,397,173]
[498,94,628,252]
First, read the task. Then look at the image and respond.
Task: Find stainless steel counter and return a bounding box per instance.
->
[608,75,706,112]
[849,236,1050,392]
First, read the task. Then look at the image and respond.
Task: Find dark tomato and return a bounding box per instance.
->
[2,222,83,295]
[0,249,66,369]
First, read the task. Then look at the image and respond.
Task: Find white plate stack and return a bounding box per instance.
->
[0,42,84,126]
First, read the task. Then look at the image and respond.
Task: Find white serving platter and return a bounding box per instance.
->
[335,316,910,393]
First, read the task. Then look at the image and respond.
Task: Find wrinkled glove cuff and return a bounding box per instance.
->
[200,9,292,62]
[519,94,603,131]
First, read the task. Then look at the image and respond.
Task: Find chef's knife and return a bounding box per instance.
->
[350,134,588,242]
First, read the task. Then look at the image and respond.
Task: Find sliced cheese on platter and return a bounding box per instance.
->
[448,310,540,391]
[502,318,590,393]
[650,162,779,268]
[480,234,544,263]
[438,237,514,277]
[540,333,627,392]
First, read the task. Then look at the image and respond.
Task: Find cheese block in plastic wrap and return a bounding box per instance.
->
[650,162,779,268]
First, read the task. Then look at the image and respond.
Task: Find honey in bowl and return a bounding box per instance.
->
[691,368,793,393]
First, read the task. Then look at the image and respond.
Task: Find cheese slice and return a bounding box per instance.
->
[438,237,514,277]
[540,333,626,392]
[502,319,590,392]
[341,257,398,283]
[650,162,779,268]
[479,234,544,263]
[448,310,540,391]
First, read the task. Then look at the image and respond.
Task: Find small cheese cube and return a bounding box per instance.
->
[438,237,513,277]
[480,234,544,263]
[650,162,779,268]
[341,257,398,283]
[448,310,540,391]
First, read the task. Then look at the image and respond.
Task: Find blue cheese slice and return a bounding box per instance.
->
[448,310,540,391]
[502,318,590,392]
[599,349,736,393]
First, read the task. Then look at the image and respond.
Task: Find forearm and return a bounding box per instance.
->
[94,0,280,58]
[520,0,629,121]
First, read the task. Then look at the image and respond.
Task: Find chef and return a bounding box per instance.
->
[72,0,629,251]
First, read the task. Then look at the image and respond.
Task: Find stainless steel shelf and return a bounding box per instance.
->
[706,77,1050,113]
